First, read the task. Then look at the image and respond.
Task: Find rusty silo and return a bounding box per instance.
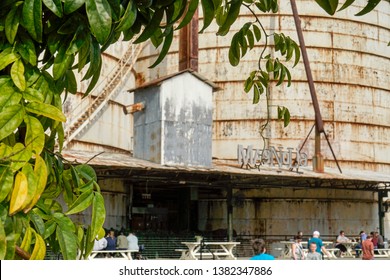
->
[131,1,390,237]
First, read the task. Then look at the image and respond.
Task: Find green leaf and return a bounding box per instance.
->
[315,0,338,15]
[25,102,67,122]
[65,190,94,215]
[43,0,63,17]
[5,4,21,44]
[200,0,215,33]
[217,0,242,36]
[0,104,25,142]
[82,38,101,81]
[75,164,97,182]
[266,58,274,72]
[16,34,38,66]
[64,0,85,14]
[44,220,56,239]
[292,41,300,67]
[246,29,255,49]
[53,45,75,81]
[252,24,261,41]
[0,167,14,203]
[66,28,87,55]
[229,34,240,66]
[90,192,105,242]
[0,217,6,259]
[115,0,137,32]
[176,0,199,30]
[134,8,165,44]
[149,26,174,68]
[0,78,23,108]
[244,76,254,93]
[84,55,102,95]
[86,0,112,44]
[56,225,78,260]
[284,107,291,127]
[355,0,381,16]
[11,59,26,91]
[338,0,355,11]
[24,115,45,155]
[253,84,260,104]
[22,0,43,42]
[23,87,45,103]
[0,48,20,71]
[276,64,286,86]
[29,211,46,236]
[285,66,292,87]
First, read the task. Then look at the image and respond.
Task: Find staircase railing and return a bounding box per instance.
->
[63,40,146,149]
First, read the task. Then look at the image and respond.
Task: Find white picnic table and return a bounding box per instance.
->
[177,241,240,260]
[88,249,138,260]
[280,241,335,259]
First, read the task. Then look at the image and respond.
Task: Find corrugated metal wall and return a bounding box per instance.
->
[63,2,390,237]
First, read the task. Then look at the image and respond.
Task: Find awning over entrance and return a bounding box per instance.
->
[62,150,390,192]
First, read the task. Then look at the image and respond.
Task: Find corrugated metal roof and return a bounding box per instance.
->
[62,150,390,191]
[127,69,222,92]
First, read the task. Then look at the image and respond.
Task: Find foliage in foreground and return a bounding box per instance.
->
[0,0,386,259]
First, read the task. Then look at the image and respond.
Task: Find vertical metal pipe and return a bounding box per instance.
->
[290,0,324,172]
[378,191,385,237]
[227,186,233,242]
[179,7,199,71]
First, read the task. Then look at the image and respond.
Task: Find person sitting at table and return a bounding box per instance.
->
[355,230,367,257]
[291,235,305,260]
[105,230,117,257]
[93,235,107,251]
[117,231,128,250]
[306,242,322,260]
[250,239,275,260]
[335,230,351,257]
[308,231,331,259]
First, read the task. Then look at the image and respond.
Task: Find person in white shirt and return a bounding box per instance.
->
[93,235,107,251]
[335,230,350,256]
[127,232,139,251]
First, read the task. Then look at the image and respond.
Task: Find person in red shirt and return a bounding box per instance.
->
[362,235,374,260]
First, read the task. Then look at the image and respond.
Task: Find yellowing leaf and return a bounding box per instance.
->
[0,218,6,259]
[25,102,66,122]
[0,167,14,203]
[30,231,46,260]
[23,154,48,212]
[11,59,26,91]
[0,47,20,71]
[20,226,32,253]
[20,164,37,212]
[9,171,29,215]
[10,143,32,171]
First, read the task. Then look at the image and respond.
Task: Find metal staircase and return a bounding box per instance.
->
[63,41,145,149]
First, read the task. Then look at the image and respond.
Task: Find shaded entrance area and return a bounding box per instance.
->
[63,150,390,258]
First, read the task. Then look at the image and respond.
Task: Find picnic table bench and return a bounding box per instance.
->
[177,242,240,260]
[88,249,138,260]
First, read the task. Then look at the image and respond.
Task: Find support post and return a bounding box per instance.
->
[378,190,387,237]
[227,186,233,242]
[179,6,198,71]
[290,0,324,172]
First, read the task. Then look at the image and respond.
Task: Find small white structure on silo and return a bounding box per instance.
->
[130,70,217,167]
